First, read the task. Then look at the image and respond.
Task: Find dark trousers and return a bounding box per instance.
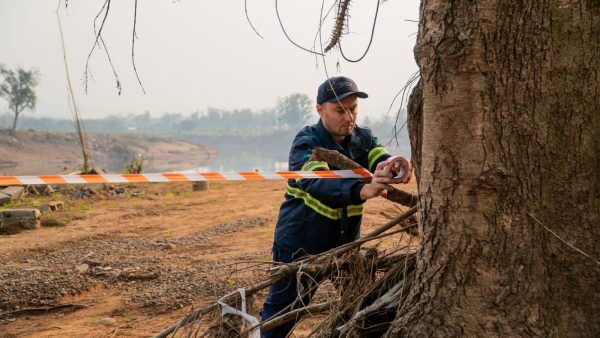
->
[260,246,317,338]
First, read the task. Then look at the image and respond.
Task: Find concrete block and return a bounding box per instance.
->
[37,201,64,214]
[48,201,64,211]
[0,192,10,206]
[0,186,25,201]
[0,208,41,230]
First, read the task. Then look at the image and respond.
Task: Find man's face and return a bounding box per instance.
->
[316,95,358,139]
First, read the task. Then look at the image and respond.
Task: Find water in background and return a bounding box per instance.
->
[193,143,410,172]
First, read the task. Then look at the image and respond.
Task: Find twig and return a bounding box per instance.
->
[338,0,380,62]
[153,223,417,338]
[311,147,418,207]
[83,0,112,93]
[312,0,340,66]
[527,213,600,266]
[324,0,350,52]
[244,0,264,39]
[260,301,335,332]
[275,0,324,56]
[336,277,404,333]
[109,325,121,338]
[131,0,146,93]
[365,206,417,238]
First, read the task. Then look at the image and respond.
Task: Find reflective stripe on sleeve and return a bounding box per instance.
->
[286,185,363,220]
[368,146,390,172]
[301,160,330,171]
[297,161,331,183]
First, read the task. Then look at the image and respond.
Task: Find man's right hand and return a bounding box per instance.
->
[359,160,404,200]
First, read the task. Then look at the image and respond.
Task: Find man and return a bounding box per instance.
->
[260,76,412,337]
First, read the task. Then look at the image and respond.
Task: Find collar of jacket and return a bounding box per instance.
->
[315,119,364,152]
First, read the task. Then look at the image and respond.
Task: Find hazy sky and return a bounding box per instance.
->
[0,0,420,120]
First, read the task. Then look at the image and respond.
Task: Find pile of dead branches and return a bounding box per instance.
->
[154,148,419,337]
[155,217,417,337]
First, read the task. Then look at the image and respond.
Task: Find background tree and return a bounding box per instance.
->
[275,93,312,130]
[0,65,39,132]
[394,0,599,336]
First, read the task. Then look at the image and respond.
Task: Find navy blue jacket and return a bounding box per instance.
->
[274,119,391,255]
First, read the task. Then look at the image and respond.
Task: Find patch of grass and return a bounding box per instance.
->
[162,231,173,239]
[256,227,272,239]
[78,204,92,211]
[121,316,134,323]
[0,197,41,210]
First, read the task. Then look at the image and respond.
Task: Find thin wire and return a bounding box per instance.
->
[275,0,324,56]
[56,0,93,171]
[338,0,380,63]
[527,213,600,266]
[386,72,420,148]
[131,0,146,93]
[83,0,112,93]
[385,71,420,117]
[317,0,351,116]
[245,0,264,39]
[312,0,340,67]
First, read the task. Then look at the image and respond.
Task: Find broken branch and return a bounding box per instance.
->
[311,147,417,207]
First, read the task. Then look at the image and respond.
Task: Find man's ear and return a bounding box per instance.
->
[316,103,324,118]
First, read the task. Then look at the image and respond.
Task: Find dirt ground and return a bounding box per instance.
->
[0,179,417,337]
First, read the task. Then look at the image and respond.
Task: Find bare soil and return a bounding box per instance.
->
[0,179,417,337]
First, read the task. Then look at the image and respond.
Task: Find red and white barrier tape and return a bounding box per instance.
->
[0,169,372,186]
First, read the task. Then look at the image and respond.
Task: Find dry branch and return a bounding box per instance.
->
[153,219,417,338]
[311,147,417,207]
[259,301,335,332]
[154,149,421,337]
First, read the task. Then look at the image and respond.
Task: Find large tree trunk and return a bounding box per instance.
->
[392,1,599,336]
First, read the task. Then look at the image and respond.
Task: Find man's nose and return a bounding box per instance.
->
[344,110,355,122]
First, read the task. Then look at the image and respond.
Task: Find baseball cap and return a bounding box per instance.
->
[316,76,368,104]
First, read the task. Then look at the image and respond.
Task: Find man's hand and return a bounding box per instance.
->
[359,157,413,200]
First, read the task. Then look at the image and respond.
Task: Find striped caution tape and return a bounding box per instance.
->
[0,169,372,186]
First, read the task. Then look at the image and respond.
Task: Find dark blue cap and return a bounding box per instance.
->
[316,76,368,104]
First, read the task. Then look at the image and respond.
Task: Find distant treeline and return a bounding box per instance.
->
[1,94,409,150]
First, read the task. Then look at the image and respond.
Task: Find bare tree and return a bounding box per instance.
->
[0,65,39,132]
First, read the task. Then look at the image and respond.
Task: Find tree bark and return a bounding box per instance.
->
[389,1,599,336]
[11,108,19,132]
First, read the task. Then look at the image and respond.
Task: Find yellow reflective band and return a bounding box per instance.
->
[286,185,339,219]
[286,185,363,220]
[347,205,364,218]
[297,161,330,183]
[368,146,389,172]
[301,160,329,171]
